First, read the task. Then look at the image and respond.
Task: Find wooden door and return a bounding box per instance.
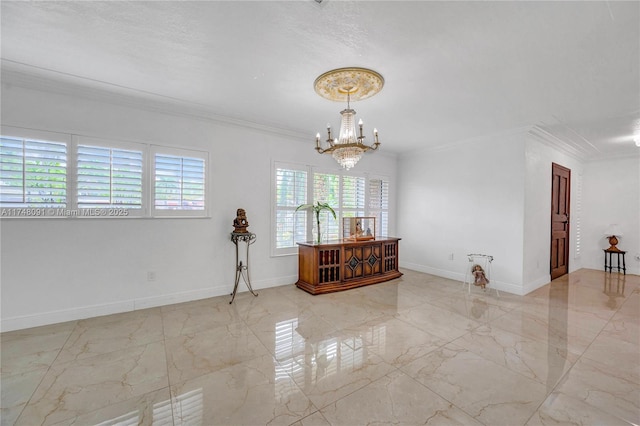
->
[550,163,570,280]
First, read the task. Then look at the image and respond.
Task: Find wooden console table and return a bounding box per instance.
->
[296,237,402,295]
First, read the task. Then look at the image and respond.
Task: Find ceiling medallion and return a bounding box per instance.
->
[314,67,384,103]
[314,67,384,170]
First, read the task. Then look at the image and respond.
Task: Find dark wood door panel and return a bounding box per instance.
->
[551,163,570,280]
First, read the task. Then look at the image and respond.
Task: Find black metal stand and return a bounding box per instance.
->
[604,249,626,275]
[230,232,258,303]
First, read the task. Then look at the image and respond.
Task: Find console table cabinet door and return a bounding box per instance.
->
[383,241,398,273]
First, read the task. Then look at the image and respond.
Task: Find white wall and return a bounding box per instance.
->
[523,136,584,293]
[582,156,640,275]
[0,82,398,331]
[397,130,526,295]
[398,127,639,297]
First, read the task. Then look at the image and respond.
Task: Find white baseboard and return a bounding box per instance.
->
[523,274,551,295]
[400,261,523,295]
[1,275,299,332]
[0,300,135,332]
[132,285,230,311]
[401,261,465,281]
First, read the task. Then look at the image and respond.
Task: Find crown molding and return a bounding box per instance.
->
[399,125,533,159]
[399,123,639,162]
[527,125,588,161]
[1,61,310,141]
[527,125,640,162]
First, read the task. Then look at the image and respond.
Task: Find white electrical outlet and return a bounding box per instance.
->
[147,271,156,281]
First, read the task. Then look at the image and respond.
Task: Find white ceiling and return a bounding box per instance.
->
[2,1,639,160]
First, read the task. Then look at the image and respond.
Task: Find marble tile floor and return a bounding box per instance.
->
[1,268,638,425]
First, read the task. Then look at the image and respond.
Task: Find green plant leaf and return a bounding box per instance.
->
[295,203,314,212]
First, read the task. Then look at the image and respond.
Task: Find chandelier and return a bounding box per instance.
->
[313,67,384,170]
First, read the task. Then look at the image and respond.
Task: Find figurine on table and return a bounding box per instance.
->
[233,208,249,233]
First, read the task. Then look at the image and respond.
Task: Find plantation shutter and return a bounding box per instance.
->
[368,177,389,236]
[313,173,340,241]
[77,145,143,209]
[154,154,205,211]
[0,136,67,208]
[342,175,365,218]
[275,167,308,249]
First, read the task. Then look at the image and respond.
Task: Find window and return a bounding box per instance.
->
[313,173,341,241]
[77,143,143,212]
[1,127,209,218]
[368,177,389,237]
[152,147,207,217]
[313,172,366,241]
[341,175,366,217]
[0,133,68,211]
[274,164,308,255]
[272,162,390,255]
[574,173,582,259]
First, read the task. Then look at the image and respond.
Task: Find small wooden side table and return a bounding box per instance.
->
[604,249,626,275]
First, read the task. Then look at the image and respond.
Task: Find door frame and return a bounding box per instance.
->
[550,162,571,280]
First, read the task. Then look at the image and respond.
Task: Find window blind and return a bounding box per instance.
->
[342,175,365,217]
[77,145,143,209]
[313,173,340,241]
[275,167,307,249]
[0,136,67,208]
[574,174,582,259]
[368,178,389,236]
[154,154,205,210]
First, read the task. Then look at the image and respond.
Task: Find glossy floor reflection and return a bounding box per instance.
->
[2,269,639,425]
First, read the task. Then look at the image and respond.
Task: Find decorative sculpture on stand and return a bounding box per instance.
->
[472,264,489,290]
[233,208,249,233]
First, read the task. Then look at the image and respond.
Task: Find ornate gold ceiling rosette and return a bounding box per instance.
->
[314,67,384,102]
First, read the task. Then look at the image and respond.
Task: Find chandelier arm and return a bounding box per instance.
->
[317,146,338,154]
[316,142,381,153]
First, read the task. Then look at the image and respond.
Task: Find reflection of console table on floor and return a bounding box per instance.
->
[296,237,402,295]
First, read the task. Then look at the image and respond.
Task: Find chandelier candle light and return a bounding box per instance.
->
[313,67,384,170]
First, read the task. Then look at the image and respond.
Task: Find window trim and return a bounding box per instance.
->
[366,174,391,238]
[74,135,147,217]
[0,127,71,213]
[271,161,309,257]
[0,126,210,219]
[150,145,209,218]
[271,160,391,257]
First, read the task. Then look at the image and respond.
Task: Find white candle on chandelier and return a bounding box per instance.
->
[316,133,321,148]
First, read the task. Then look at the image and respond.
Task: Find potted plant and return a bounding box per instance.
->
[296,201,337,244]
